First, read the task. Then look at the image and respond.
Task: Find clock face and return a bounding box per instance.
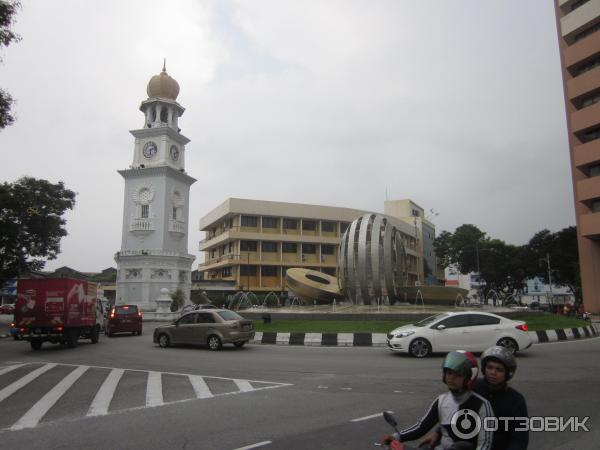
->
[170,145,180,161]
[143,141,157,158]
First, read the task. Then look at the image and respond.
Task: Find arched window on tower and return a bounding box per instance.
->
[138,188,152,219]
[160,107,168,124]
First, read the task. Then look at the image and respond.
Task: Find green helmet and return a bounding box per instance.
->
[442,350,478,389]
[481,346,517,381]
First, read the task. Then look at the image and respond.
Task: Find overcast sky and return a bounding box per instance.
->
[1,0,573,273]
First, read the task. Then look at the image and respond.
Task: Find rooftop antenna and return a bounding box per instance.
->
[385,185,389,201]
[162,58,166,72]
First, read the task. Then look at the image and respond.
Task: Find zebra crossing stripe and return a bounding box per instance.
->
[11,365,89,431]
[146,371,163,407]
[0,364,25,377]
[188,375,213,399]
[0,363,293,431]
[233,379,254,392]
[87,368,125,417]
[0,363,57,403]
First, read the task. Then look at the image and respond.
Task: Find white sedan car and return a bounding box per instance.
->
[386,311,533,358]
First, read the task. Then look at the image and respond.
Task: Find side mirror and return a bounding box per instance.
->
[436,324,446,330]
[383,411,398,428]
[173,321,179,326]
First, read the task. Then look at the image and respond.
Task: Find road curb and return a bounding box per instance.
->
[249,323,600,347]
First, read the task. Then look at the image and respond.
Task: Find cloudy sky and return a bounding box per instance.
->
[1,0,573,273]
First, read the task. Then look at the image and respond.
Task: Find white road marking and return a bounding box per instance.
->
[351,411,393,423]
[11,365,89,430]
[0,363,25,376]
[340,387,352,391]
[0,362,293,432]
[317,385,328,389]
[0,363,57,403]
[233,441,272,450]
[87,368,125,417]
[188,375,214,399]
[48,362,292,387]
[233,379,254,392]
[146,371,163,407]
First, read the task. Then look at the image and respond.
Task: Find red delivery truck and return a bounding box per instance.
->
[15,278,103,350]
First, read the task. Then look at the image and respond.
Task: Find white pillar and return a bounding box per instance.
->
[167,107,173,128]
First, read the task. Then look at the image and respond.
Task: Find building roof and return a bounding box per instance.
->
[199,198,370,230]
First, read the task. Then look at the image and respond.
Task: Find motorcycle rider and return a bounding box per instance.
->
[420,346,528,450]
[382,350,493,450]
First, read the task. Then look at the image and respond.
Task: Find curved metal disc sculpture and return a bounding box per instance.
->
[285,268,343,303]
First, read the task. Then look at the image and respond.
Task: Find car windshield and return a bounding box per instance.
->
[217,310,243,321]
[413,313,449,327]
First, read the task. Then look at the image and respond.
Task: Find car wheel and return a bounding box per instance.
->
[30,339,42,351]
[207,335,222,351]
[66,329,79,348]
[409,338,432,358]
[234,341,246,348]
[158,333,170,348]
[497,337,518,355]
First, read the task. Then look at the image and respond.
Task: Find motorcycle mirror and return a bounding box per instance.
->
[383,411,398,428]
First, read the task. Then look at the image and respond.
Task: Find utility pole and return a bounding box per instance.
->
[475,240,481,276]
[475,240,483,304]
[544,252,553,305]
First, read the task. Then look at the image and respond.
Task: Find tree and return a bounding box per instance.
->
[0,1,21,129]
[0,177,76,284]
[522,226,580,297]
[434,225,525,297]
[433,224,487,274]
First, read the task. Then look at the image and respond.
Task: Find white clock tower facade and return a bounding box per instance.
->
[115,65,196,310]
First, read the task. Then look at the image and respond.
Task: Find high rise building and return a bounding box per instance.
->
[555,0,600,312]
[114,65,196,309]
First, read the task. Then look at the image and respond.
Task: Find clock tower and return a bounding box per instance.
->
[115,63,196,310]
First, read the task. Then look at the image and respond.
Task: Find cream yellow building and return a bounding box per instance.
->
[198,198,429,292]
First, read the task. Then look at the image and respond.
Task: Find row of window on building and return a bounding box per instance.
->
[210,241,336,259]
[239,215,348,232]
[217,265,336,278]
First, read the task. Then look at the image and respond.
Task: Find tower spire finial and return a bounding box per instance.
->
[162,58,166,72]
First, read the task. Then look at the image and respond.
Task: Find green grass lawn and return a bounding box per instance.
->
[509,314,591,331]
[253,314,591,333]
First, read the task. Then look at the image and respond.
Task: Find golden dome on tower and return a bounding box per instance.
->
[146,60,180,101]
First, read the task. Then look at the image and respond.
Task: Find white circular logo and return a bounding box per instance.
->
[450,409,481,440]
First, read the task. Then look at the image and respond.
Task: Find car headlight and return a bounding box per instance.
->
[395,331,415,338]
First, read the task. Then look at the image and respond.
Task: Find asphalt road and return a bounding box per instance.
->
[0,321,598,449]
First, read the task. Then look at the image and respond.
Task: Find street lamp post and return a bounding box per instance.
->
[540,252,554,309]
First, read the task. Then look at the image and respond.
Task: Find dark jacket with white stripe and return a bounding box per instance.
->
[394,390,493,450]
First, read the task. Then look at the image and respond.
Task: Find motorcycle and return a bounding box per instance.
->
[375,411,475,450]
[578,311,591,321]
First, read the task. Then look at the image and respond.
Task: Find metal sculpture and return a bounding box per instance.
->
[285,268,343,303]
[338,213,408,304]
